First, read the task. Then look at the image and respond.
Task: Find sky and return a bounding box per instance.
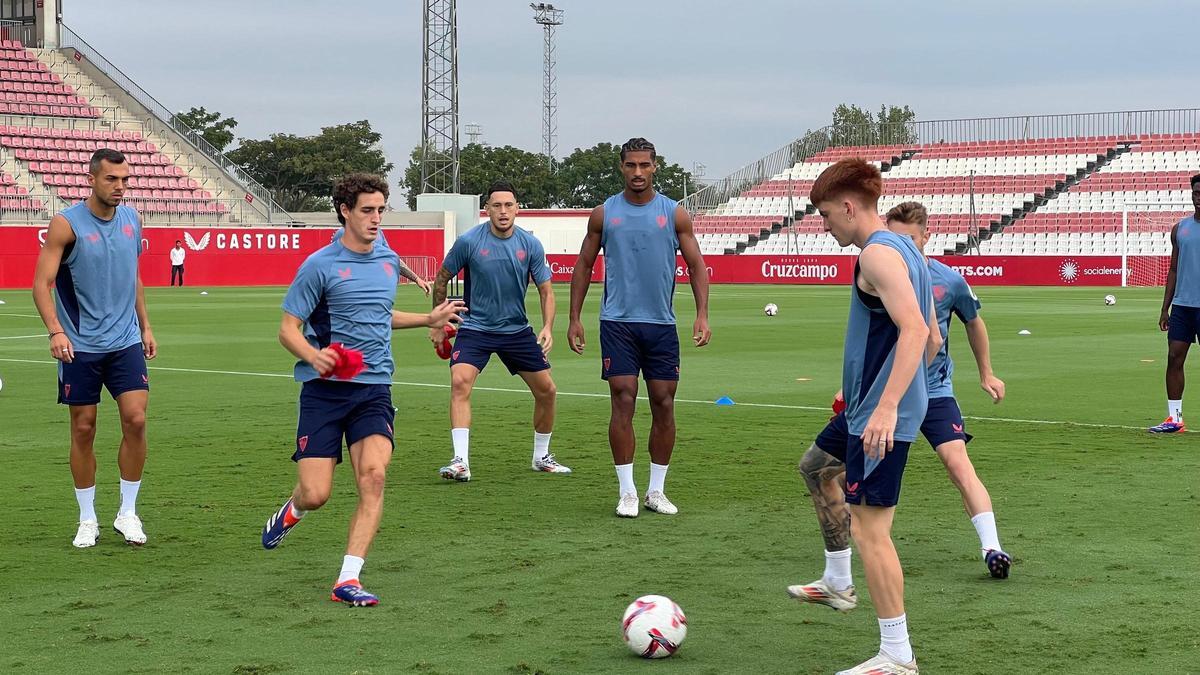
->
[67,0,1198,205]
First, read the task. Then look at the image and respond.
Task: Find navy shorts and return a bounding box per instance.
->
[599,320,680,381]
[1167,305,1200,344]
[814,412,911,507]
[449,327,550,375]
[920,396,973,449]
[294,380,395,464]
[58,343,148,406]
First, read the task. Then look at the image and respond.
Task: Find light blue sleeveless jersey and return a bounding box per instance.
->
[842,230,932,455]
[926,258,981,398]
[54,202,143,353]
[1173,216,1200,308]
[599,192,679,325]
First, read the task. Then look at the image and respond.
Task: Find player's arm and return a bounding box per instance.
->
[924,300,941,365]
[135,277,156,360]
[567,205,604,354]
[430,241,465,341]
[858,244,930,456]
[965,315,1004,403]
[535,279,555,353]
[32,214,76,363]
[1160,223,1180,331]
[394,300,466,330]
[397,258,431,296]
[279,312,337,377]
[676,205,711,347]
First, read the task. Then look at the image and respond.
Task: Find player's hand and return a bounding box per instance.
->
[142,328,157,360]
[309,347,338,377]
[429,300,467,328]
[861,402,897,460]
[537,326,554,354]
[567,320,586,355]
[49,332,74,363]
[428,326,443,345]
[692,316,711,347]
[1159,310,1170,332]
[416,277,432,296]
[980,374,1005,403]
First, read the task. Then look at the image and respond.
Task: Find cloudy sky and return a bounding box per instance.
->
[68,0,1196,203]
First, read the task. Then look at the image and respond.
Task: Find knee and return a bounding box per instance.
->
[71,415,97,441]
[297,483,331,510]
[649,395,674,418]
[535,381,557,403]
[121,409,147,435]
[357,465,387,496]
[450,376,474,399]
[943,455,977,490]
[798,444,839,489]
[611,386,637,411]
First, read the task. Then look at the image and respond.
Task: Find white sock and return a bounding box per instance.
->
[533,431,552,462]
[1168,399,1183,422]
[451,427,470,464]
[75,485,96,522]
[337,555,365,584]
[647,463,669,494]
[289,502,306,520]
[879,614,914,664]
[118,479,141,517]
[823,548,853,591]
[615,463,636,496]
[971,511,1002,556]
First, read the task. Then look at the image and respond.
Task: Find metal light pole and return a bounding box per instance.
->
[421,0,459,193]
[531,3,564,170]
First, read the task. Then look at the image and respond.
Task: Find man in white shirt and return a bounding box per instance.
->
[170,240,186,286]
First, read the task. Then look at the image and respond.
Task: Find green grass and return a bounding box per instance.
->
[0,284,1196,674]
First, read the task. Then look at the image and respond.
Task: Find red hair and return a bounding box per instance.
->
[809,158,882,208]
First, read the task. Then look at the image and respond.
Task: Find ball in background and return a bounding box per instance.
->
[1104,294,1116,306]
[763,302,779,316]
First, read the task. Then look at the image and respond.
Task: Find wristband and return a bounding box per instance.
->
[48,331,64,339]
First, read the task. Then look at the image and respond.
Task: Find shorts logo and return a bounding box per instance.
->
[451,350,460,361]
[516,249,527,261]
[952,423,963,433]
[656,214,668,228]
[142,374,148,384]
[603,358,611,371]
[338,267,352,279]
[846,481,859,495]
[64,384,71,398]
[675,366,680,373]
[297,435,309,453]
[386,423,393,435]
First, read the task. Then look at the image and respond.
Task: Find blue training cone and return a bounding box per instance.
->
[715,396,735,406]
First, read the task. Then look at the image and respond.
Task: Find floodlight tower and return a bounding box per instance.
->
[465,122,482,145]
[421,0,459,193]
[531,3,564,169]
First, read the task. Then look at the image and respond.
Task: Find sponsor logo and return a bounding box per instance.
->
[759,259,839,280]
[549,261,574,276]
[1059,259,1079,283]
[949,265,1004,277]
[846,481,859,494]
[480,248,490,257]
[337,267,352,279]
[184,231,210,251]
[297,435,308,452]
[952,423,963,433]
[142,374,148,384]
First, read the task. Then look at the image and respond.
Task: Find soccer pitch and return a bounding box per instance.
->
[0,284,1195,674]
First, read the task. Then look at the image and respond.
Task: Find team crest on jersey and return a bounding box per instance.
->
[516,249,527,261]
[381,262,395,277]
[932,285,947,301]
[609,217,622,226]
[86,232,100,243]
[122,224,134,238]
[656,214,668,228]
[297,435,309,452]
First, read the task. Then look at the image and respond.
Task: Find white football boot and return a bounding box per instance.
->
[836,652,918,674]
[643,491,678,515]
[615,493,639,518]
[786,578,858,611]
[73,520,100,548]
[113,513,147,545]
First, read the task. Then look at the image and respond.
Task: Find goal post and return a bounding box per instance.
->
[1120,202,1191,288]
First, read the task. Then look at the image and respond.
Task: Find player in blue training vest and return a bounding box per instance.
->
[1151,173,1200,433]
[33,148,156,549]
[784,160,930,675]
[329,225,432,295]
[429,180,570,482]
[567,138,711,518]
[793,201,1013,603]
[259,174,464,607]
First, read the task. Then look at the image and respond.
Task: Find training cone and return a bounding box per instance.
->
[715,396,735,406]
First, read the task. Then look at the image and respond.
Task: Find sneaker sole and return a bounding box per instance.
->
[644,506,678,515]
[440,471,471,482]
[615,510,638,518]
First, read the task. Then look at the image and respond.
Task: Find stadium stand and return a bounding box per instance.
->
[692,130,1198,257]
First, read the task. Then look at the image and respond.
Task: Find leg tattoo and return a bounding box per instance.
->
[798,443,851,551]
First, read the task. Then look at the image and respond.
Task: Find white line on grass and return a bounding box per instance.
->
[0,334,47,340]
[0,357,1146,431]
[0,313,42,318]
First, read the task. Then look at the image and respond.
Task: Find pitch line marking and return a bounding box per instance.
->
[0,357,1147,431]
[0,334,47,340]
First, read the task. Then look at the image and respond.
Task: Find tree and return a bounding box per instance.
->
[175,106,238,152]
[229,120,393,212]
[829,104,917,147]
[555,142,693,208]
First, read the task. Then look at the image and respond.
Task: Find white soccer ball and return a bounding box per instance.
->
[764,303,779,316]
[622,595,687,659]
[1104,294,1116,306]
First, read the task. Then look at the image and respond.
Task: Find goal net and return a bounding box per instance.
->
[1121,203,1191,287]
